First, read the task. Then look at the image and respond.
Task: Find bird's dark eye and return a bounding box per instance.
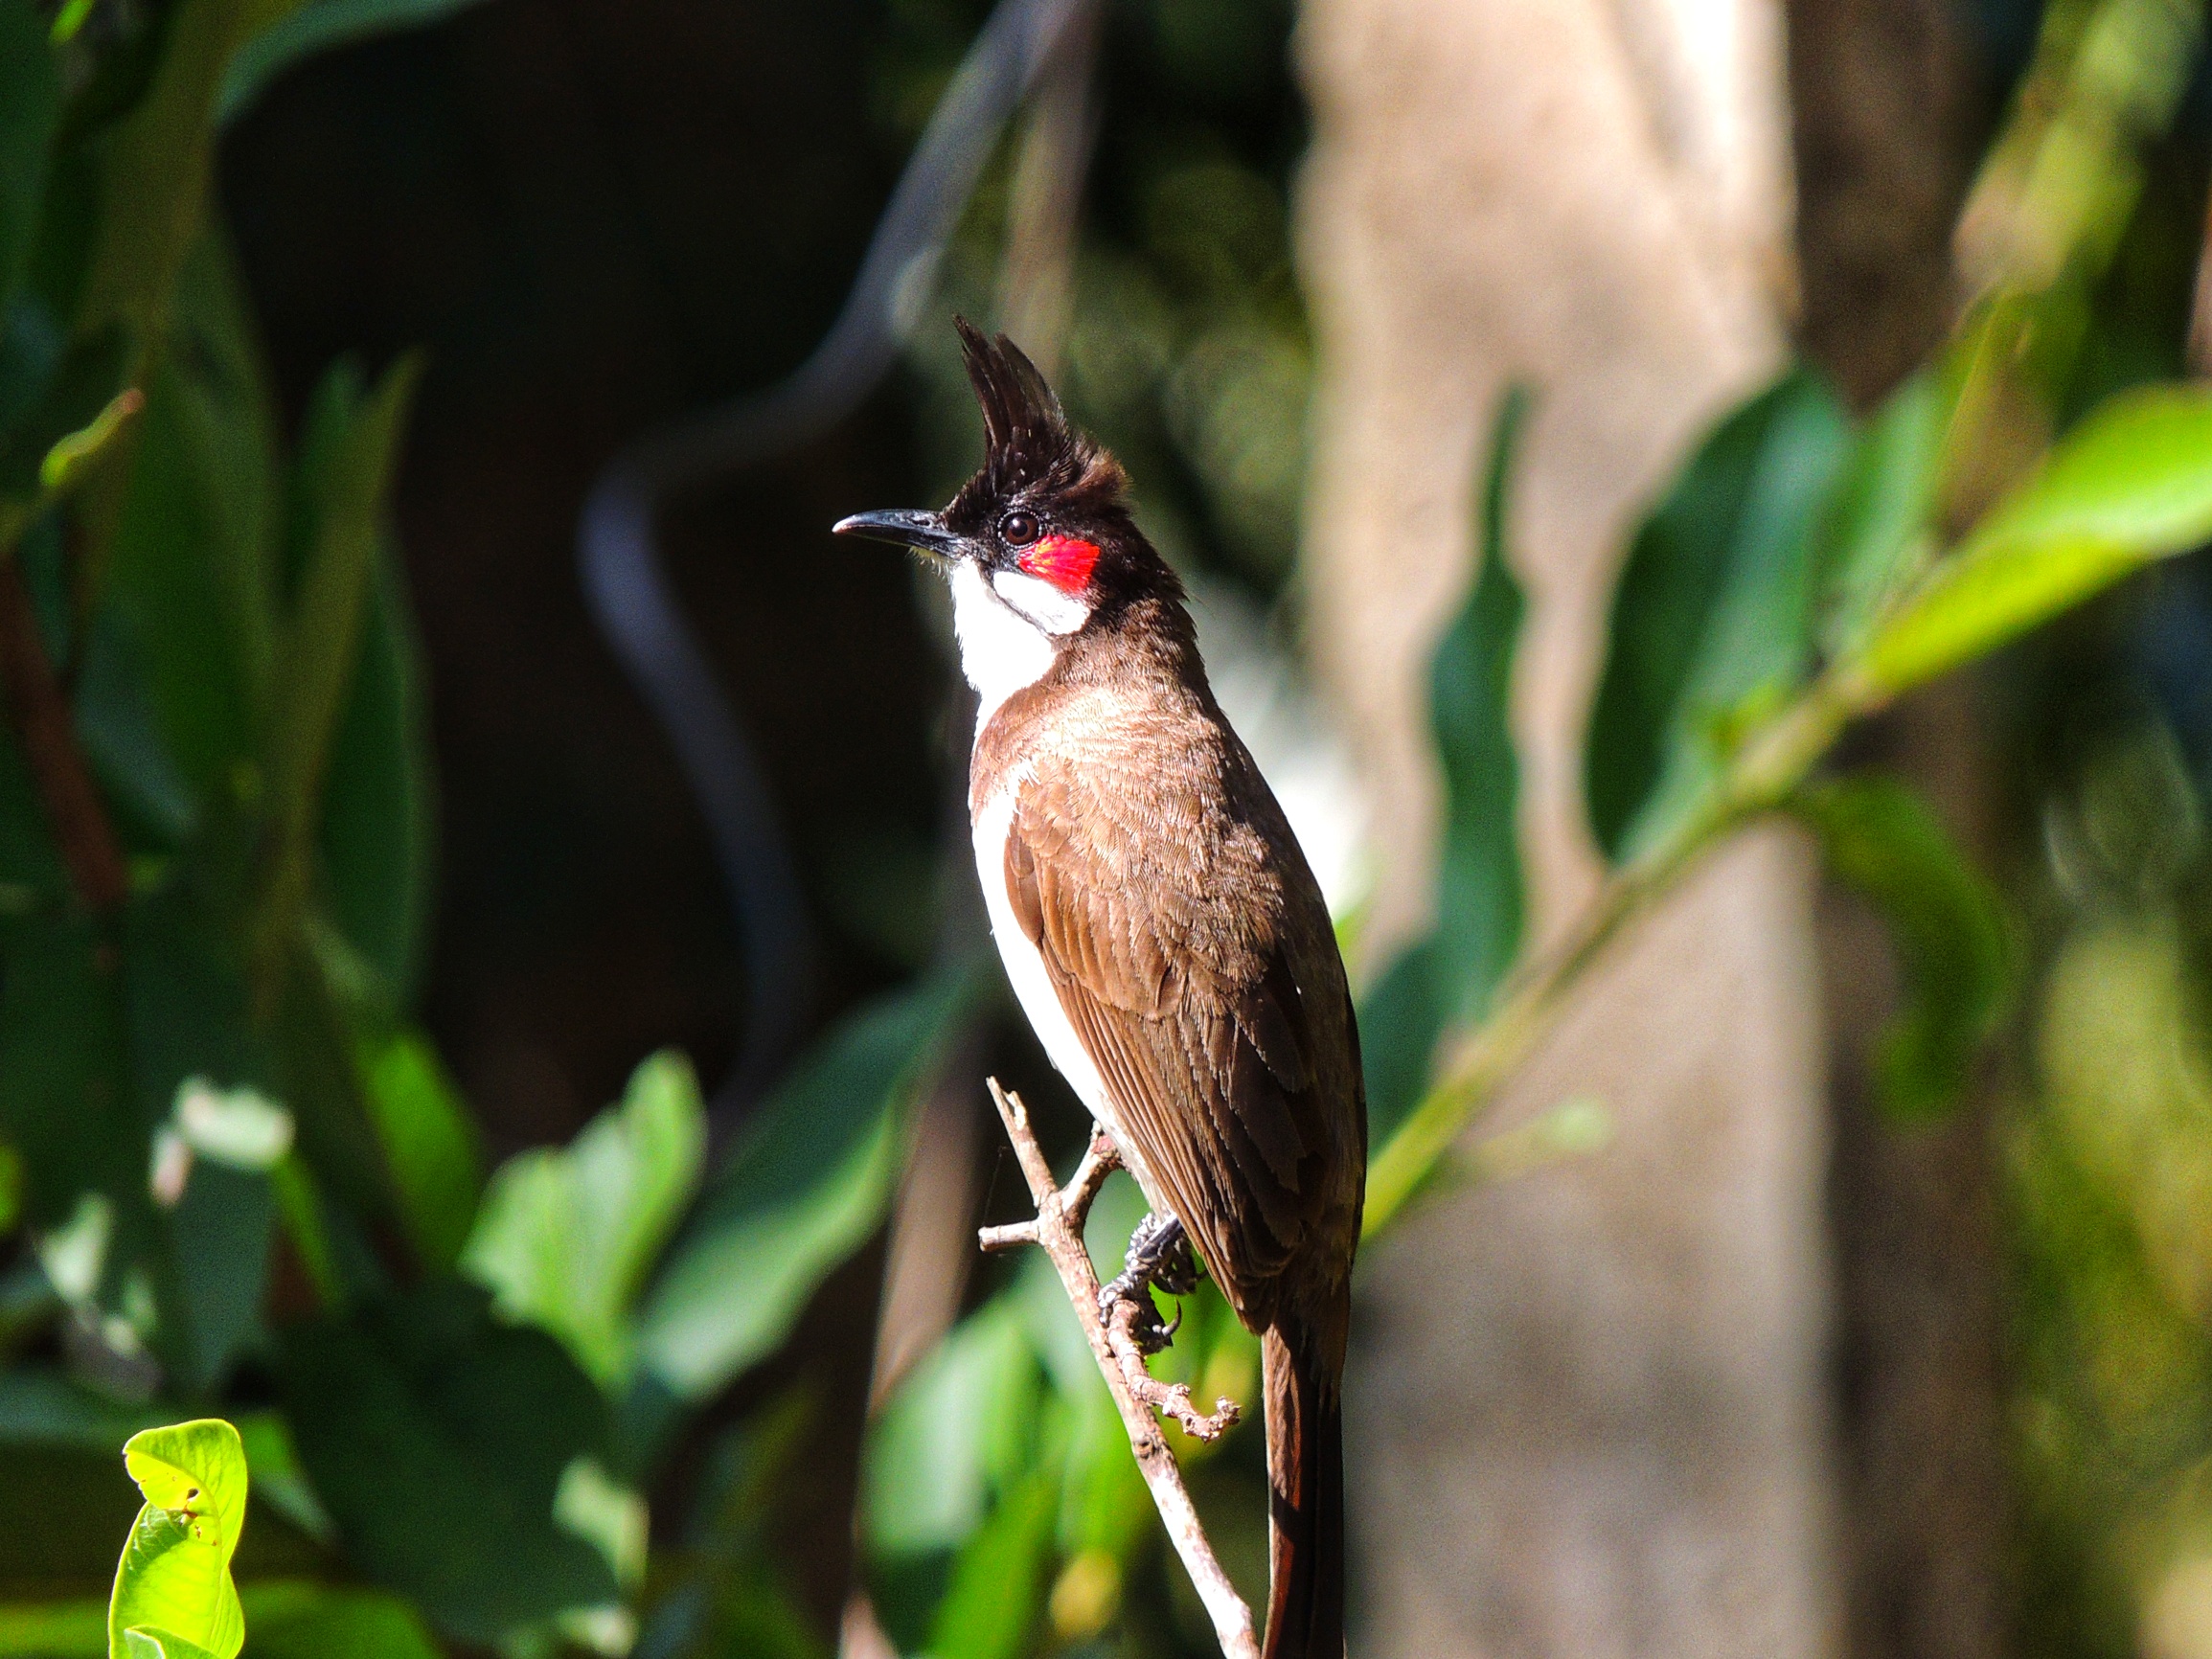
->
[999,511,1040,547]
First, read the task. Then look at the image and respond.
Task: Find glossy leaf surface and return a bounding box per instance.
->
[107,1420,247,1659]
[1859,385,2212,693]
[637,969,970,1399]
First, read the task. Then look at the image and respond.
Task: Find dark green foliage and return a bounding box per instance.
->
[0,0,57,312]
[637,969,975,1401]
[278,1281,619,1641]
[1431,386,1530,1026]
[1585,369,1854,860]
[1361,388,1529,1147]
[1789,776,2012,1120]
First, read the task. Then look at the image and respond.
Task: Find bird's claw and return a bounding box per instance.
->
[1097,1211,1199,1353]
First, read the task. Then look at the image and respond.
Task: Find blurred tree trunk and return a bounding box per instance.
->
[1788,6,2008,1659]
[1294,2,1838,1656]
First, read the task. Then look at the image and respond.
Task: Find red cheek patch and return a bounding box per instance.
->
[1017,535,1100,595]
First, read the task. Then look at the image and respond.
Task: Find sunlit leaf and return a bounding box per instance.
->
[277,1279,618,1641]
[357,1030,481,1273]
[925,1466,1058,1659]
[1585,368,1854,860]
[122,1630,217,1659]
[1814,370,1944,656]
[106,1420,248,1659]
[1859,384,2212,693]
[462,1050,703,1390]
[1789,775,2011,1119]
[220,0,495,125]
[865,1298,1040,1557]
[636,968,973,1400]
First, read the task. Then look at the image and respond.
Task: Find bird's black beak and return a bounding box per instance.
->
[832,508,969,562]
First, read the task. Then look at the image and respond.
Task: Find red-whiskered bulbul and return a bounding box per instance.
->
[835,321,1365,1659]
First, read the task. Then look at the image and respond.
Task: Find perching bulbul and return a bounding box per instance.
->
[835,321,1365,1659]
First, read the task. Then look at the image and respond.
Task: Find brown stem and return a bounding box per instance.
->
[0,556,126,914]
[977,1079,1261,1659]
[1106,1299,1241,1442]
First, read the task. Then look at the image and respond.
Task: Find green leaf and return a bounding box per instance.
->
[73,0,266,350]
[1814,370,1944,657]
[122,1631,217,1659]
[357,1030,482,1272]
[864,1298,1041,1557]
[1357,391,1532,1148]
[101,355,262,799]
[254,352,422,985]
[0,1369,166,1452]
[1429,384,1529,1023]
[0,325,127,504]
[1788,776,2011,1120]
[461,1050,705,1390]
[219,0,494,125]
[1585,368,1855,860]
[0,0,60,313]
[163,231,283,709]
[121,888,276,1392]
[238,1583,440,1659]
[1858,383,2212,693]
[636,969,972,1400]
[106,1419,248,1659]
[276,1279,618,1641]
[317,550,432,1002]
[924,1467,1058,1659]
[1357,939,1443,1152]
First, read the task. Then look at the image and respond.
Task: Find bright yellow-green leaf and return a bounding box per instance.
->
[462,1049,705,1388]
[107,1420,248,1659]
[1859,384,2212,693]
[121,1631,218,1659]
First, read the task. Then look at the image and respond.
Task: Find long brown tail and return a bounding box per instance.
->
[1262,1313,1346,1659]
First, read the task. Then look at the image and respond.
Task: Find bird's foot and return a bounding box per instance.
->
[1097,1211,1200,1354]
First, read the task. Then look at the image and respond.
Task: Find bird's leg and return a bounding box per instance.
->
[1098,1211,1200,1354]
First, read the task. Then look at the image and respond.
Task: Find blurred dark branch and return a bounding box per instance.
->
[976,1079,1260,1659]
[0,551,127,914]
[578,0,1092,1126]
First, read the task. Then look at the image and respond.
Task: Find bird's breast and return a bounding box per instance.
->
[969,778,1172,1216]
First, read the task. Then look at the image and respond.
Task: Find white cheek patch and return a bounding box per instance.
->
[950,559,1057,729]
[992,566,1091,636]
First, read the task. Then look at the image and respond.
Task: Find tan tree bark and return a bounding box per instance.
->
[1293,1,1839,1653]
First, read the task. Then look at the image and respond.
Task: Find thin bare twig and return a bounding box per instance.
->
[977,1078,1260,1659]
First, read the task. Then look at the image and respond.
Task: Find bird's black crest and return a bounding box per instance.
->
[949,319,1127,523]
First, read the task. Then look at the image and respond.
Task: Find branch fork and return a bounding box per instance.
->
[976,1078,1259,1659]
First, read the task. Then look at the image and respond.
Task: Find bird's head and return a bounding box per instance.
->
[833,320,1178,655]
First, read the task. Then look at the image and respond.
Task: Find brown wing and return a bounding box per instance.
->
[1002,744,1360,1326]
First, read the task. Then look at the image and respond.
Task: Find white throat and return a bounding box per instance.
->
[949,559,1086,732]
